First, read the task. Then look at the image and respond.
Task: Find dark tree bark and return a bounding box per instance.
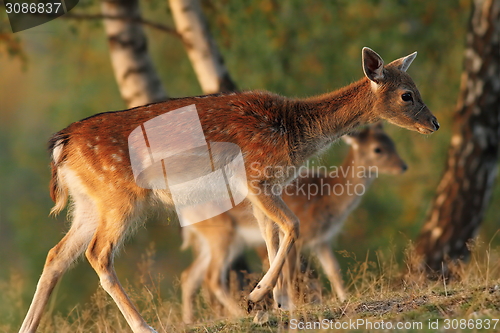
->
[415,0,500,273]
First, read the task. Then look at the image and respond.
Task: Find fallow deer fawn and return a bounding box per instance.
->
[180,123,407,323]
[20,48,438,333]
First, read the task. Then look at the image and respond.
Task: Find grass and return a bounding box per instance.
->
[2,238,500,332]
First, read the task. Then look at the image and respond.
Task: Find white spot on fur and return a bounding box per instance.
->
[111,154,122,162]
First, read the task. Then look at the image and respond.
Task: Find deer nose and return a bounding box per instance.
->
[431,118,440,131]
[401,163,408,173]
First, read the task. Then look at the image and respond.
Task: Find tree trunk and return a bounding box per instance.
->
[415,0,500,274]
[101,0,168,108]
[168,0,237,94]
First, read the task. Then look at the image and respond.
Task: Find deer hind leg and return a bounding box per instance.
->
[19,195,99,333]
[248,194,299,308]
[314,242,347,302]
[181,231,211,324]
[84,207,155,333]
[204,232,245,319]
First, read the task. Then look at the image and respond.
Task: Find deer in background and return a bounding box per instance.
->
[20,48,438,333]
[180,123,408,323]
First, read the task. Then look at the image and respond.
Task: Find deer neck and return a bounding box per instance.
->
[324,148,376,207]
[288,78,377,163]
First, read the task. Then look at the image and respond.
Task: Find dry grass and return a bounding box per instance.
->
[3,238,500,332]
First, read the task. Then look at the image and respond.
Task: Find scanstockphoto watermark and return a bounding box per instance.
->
[248,160,379,199]
[289,318,423,330]
[289,318,500,331]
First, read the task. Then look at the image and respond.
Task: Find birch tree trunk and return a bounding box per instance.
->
[101,0,168,108]
[415,0,500,273]
[168,0,237,94]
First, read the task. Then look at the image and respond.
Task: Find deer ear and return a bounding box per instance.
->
[371,121,384,132]
[362,47,384,83]
[387,51,417,72]
[342,133,360,148]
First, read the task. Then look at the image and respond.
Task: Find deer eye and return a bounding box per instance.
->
[374,147,382,154]
[401,92,413,102]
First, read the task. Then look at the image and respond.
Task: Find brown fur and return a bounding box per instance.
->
[20,48,438,333]
[180,124,408,322]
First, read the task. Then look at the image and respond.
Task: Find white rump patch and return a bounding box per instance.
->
[52,140,64,164]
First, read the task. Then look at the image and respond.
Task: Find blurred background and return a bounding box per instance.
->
[1,0,498,325]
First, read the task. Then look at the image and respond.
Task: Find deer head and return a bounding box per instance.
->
[362,47,439,134]
[343,122,408,175]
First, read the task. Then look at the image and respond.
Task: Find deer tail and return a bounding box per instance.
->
[48,134,70,216]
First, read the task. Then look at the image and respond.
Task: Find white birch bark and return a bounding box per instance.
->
[101,0,168,107]
[169,0,236,94]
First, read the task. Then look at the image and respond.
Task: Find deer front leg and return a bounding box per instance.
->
[248,194,299,308]
[314,242,347,302]
[252,206,279,269]
[277,237,298,311]
[252,206,284,308]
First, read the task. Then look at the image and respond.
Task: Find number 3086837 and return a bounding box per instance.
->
[5,2,63,14]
